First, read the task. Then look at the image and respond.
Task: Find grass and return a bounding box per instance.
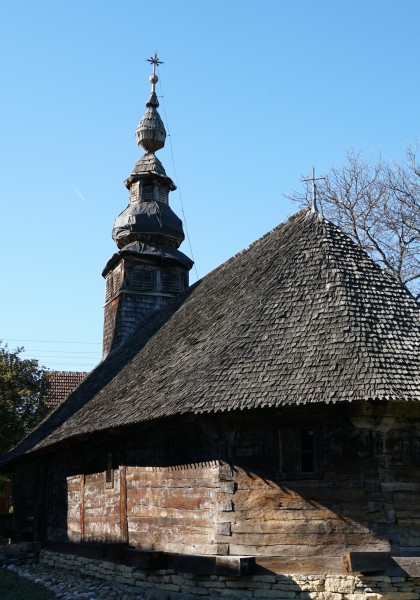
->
[0,568,56,600]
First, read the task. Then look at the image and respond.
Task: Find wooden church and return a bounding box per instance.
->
[2,54,420,591]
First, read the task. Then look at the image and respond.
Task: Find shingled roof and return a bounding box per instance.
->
[2,209,420,466]
[46,371,88,409]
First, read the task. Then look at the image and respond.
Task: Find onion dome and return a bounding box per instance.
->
[112,53,186,251]
[135,54,166,153]
[112,202,185,249]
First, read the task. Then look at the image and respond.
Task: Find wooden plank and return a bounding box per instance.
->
[229,532,383,547]
[127,520,213,537]
[126,506,213,520]
[229,540,390,557]
[128,515,213,529]
[168,554,216,575]
[215,556,255,576]
[255,556,343,575]
[390,556,420,577]
[128,538,219,556]
[231,519,371,535]
[121,548,165,569]
[341,552,388,573]
[80,474,85,542]
[120,465,128,543]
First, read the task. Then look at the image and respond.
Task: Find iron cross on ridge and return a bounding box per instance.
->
[302,167,325,213]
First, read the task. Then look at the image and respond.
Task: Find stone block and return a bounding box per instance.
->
[135,581,156,588]
[325,577,355,593]
[205,580,226,589]
[156,583,180,592]
[307,593,343,600]
[250,576,278,583]
[173,585,207,596]
[272,581,302,590]
[260,590,296,599]
[217,589,253,598]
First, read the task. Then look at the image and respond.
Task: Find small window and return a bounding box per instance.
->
[161,270,183,293]
[279,427,318,476]
[105,451,114,488]
[159,187,168,204]
[133,267,153,291]
[113,268,122,294]
[142,185,154,201]
[105,275,113,302]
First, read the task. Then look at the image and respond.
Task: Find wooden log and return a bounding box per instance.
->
[389,556,420,577]
[168,553,216,575]
[215,556,255,576]
[126,506,213,521]
[229,532,383,547]
[127,520,213,537]
[80,474,85,542]
[120,465,128,543]
[341,552,388,573]
[229,540,390,557]
[230,518,371,535]
[121,548,165,569]
[255,556,343,575]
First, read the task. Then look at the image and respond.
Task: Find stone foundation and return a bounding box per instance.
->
[40,550,420,599]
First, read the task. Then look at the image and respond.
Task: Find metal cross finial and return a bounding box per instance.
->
[302,167,325,213]
[146,52,164,93]
[146,52,163,75]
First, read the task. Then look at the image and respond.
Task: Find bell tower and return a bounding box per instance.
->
[102,54,193,357]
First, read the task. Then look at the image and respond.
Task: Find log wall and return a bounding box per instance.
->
[13,402,420,560]
[126,463,221,554]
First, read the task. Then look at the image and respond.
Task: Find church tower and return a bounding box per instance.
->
[102,54,193,357]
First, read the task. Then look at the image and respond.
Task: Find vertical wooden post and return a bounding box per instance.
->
[80,473,85,542]
[120,465,128,543]
[36,460,48,541]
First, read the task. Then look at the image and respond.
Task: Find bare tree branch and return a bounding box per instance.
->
[286,146,420,299]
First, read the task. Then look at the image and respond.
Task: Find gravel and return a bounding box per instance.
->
[2,563,149,600]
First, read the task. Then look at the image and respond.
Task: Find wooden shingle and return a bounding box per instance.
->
[2,209,420,466]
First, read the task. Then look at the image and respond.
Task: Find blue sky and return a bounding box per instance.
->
[1,0,419,371]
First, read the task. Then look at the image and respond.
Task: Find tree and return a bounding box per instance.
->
[288,147,420,300]
[0,344,50,457]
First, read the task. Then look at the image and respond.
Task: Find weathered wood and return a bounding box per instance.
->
[229,541,390,557]
[255,556,344,574]
[341,552,388,573]
[389,556,420,577]
[231,518,371,535]
[229,532,384,547]
[120,465,128,543]
[121,548,165,569]
[215,556,255,576]
[80,474,85,542]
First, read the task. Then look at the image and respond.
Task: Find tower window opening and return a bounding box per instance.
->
[159,187,168,204]
[161,270,183,293]
[133,267,154,291]
[142,185,154,201]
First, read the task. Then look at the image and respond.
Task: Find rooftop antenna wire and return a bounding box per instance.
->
[156,66,199,281]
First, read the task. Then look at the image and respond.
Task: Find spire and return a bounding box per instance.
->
[135,52,166,153]
[102,53,193,358]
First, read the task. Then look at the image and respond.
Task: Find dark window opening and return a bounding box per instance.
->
[279,427,317,475]
[159,187,168,203]
[142,185,154,201]
[161,270,183,293]
[133,268,153,291]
